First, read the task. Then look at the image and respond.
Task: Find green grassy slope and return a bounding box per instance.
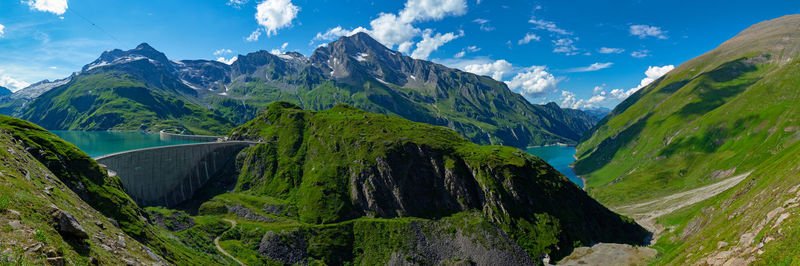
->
[571,14,800,264]
[221,101,647,263]
[0,115,229,265]
[19,70,234,135]
[574,15,800,206]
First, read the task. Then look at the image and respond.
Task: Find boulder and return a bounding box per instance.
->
[52,210,88,239]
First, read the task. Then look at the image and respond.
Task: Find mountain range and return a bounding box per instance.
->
[1,33,597,146]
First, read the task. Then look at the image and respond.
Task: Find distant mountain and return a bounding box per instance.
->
[0,77,72,117]
[580,107,611,120]
[574,15,800,263]
[0,86,11,96]
[9,33,596,146]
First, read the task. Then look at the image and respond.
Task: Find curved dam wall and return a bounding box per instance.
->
[96,141,254,207]
[159,131,222,142]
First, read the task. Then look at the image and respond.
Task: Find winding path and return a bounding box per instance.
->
[215,219,245,266]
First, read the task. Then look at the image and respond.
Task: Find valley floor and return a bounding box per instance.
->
[612,172,752,238]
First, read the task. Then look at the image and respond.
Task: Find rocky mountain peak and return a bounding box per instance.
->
[82,42,172,72]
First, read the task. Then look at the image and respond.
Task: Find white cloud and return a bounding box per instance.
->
[528,18,571,35]
[559,89,610,109]
[0,24,4,38]
[598,47,624,54]
[453,45,479,58]
[255,0,300,37]
[505,66,558,98]
[227,0,248,8]
[0,75,31,92]
[281,42,288,50]
[631,49,650,58]
[214,49,233,56]
[629,25,667,39]
[313,0,466,52]
[368,13,421,48]
[553,38,579,55]
[566,62,613,72]
[472,18,494,31]
[24,0,68,15]
[398,0,467,23]
[609,65,675,99]
[411,30,462,60]
[313,26,368,42]
[517,33,540,45]
[397,41,415,53]
[216,56,238,65]
[246,29,262,42]
[464,59,512,80]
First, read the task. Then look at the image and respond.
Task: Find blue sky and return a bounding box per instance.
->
[1,0,798,109]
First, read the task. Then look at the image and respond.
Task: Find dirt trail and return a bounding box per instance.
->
[215,218,245,266]
[613,171,752,239]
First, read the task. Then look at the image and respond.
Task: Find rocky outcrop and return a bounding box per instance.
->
[52,210,89,239]
[258,231,309,264]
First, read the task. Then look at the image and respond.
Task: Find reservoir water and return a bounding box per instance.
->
[50,131,208,158]
[525,146,583,188]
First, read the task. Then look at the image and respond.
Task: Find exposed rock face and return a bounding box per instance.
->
[52,210,89,239]
[258,231,309,264]
[350,143,483,219]
[386,220,536,265]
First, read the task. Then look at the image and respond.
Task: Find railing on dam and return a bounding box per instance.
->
[96,141,256,207]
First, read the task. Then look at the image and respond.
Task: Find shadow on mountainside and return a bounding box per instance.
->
[574,113,652,176]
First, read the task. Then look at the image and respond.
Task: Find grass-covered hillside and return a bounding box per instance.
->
[19,67,235,135]
[572,15,800,263]
[202,101,648,264]
[0,115,233,265]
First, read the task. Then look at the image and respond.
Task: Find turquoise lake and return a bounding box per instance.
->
[525,146,583,188]
[50,131,208,158]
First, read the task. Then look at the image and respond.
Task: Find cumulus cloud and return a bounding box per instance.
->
[505,66,558,98]
[246,29,262,42]
[464,59,512,80]
[631,49,650,58]
[369,13,422,48]
[0,75,31,92]
[214,49,233,56]
[610,65,675,99]
[560,65,674,109]
[559,89,610,109]
[313,0,466,54]
[0,24,4,38]
[629,24,667,39]
[411,30,462,60]
[528,18,571,35]
[255,0,299,37]
[399,0,467,23]
[518,33,540,45]
[566,62,613,72]
[598,47,624,54]
[24,0,68,15]
[216,56,238,65]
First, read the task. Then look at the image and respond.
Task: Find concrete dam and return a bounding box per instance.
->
[96,141,255,207]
